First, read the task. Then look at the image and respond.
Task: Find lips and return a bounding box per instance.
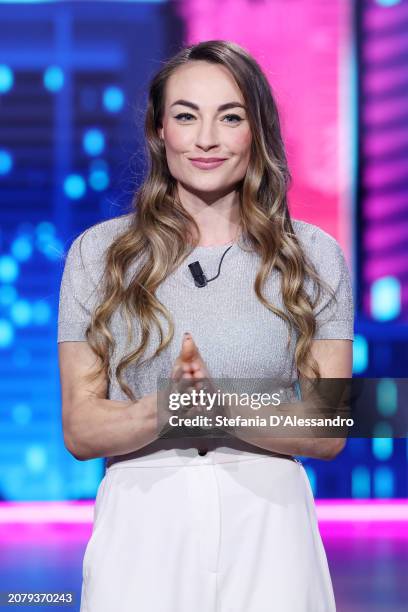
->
[189,158,228,162]
[189,158,228,170]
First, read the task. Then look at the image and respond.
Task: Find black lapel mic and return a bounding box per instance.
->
[188,244,234,288]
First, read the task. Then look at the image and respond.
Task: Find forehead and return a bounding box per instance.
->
[164,61,244,107]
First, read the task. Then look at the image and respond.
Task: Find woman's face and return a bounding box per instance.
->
[158,61,252,198]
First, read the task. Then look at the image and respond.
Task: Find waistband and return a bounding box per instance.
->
[105,436,302,469]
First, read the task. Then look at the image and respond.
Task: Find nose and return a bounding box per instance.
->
[195,120,219,151]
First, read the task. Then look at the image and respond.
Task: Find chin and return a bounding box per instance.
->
[189,183,233,199]
[179,177,227,193]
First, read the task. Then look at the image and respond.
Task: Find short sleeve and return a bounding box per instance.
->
[57,235,103,343]
[308,230,354,341]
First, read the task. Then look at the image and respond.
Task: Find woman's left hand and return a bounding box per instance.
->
[180,333,211,382]
[179,333,217,410]
[179,334,232,425]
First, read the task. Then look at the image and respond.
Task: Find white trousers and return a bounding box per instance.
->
[80,447,336,612]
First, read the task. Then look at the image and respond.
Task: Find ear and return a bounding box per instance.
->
[158,126,164,140]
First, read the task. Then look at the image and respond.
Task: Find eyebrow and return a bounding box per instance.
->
[170,99,246,112]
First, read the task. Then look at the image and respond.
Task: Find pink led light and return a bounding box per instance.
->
[0,501,93,524]
[315,499,408,522]
[319,521,408,540]
[0,500,407,523]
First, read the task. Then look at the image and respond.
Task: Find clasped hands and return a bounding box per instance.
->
[158,332,233,437]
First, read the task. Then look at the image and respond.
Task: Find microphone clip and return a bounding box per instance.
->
[188,261,208,288]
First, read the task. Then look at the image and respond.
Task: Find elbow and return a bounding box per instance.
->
[62,401,93,461]
[320,437,347,461]
[63,432,88,461]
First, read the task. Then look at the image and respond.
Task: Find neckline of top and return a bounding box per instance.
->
[189,240,234,253]
[187,232,250,255]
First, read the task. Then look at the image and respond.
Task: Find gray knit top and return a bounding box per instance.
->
[57,213,354,466]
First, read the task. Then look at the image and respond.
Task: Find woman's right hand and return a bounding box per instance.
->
[156,333,211,438]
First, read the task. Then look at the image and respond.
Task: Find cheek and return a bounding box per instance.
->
[163,123,190,152]
[230,129,252,157]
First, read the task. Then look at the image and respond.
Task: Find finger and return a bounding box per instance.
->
[171,364,183,382]
[172,355,182,369]
[194,368,208,380]
[194,378,206,391]
[182,333,194,348]
[181,335,199,358]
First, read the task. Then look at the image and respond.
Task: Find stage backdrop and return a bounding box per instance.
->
[0,0,406,501]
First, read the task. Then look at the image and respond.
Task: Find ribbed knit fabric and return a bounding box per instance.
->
[57,212,354,466]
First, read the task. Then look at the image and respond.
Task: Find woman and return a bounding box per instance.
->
[58,40,354,612]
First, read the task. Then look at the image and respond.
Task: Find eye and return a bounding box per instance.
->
[174,112,244,124]
[175,113,195,121]
[222,114,243,124]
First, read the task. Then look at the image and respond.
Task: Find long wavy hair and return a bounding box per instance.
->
[81,40,335,402]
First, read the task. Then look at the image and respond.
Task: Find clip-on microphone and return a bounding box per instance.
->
[188,244,234,288]
[188,261,208,288]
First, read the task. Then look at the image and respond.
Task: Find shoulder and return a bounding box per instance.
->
[291,218,352,299]
[291,218,345,262]
[63,212,134,269]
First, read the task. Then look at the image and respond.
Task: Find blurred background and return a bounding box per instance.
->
[0,0,407,610]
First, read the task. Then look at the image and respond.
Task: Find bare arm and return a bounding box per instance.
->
[59,341,160,461]
[224,339,352,461]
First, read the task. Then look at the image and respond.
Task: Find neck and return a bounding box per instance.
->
[197,225,242,247]
[176,182,241,247]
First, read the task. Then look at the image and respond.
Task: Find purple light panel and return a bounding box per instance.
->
[360,1,408,319]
